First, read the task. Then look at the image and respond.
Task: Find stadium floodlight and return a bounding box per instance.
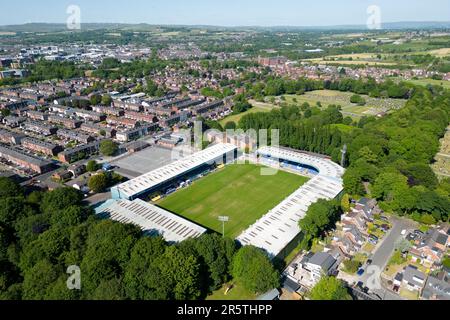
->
[218,216,229,238]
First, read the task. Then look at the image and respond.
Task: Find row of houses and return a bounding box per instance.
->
[282,198,384,296]
[332,198,382,258]
[394,265,449,300]
[391,226,450,299]
[0,144,53,174]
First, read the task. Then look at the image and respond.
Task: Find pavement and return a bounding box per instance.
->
[84,191,111,207]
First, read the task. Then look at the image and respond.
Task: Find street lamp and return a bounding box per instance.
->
[218,216,229,238]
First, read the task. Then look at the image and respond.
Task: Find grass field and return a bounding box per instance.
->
[432,125,450,179]
[157,164,308,238]
[274,90,406,119]
[303,53,399,66]
[219,106,271,126]
[207,283,256,300]
[406,79,450,90]
[427,48,450,57]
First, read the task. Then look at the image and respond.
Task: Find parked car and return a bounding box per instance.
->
[357,268,365,276]
[367,259,373,265]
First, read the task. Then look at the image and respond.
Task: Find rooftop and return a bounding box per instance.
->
[95,198,207,243]
[237,146,344,258]
[112,143,237,199]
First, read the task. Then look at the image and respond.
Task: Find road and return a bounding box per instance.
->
[358,217,416,300]
[84,191,111,207]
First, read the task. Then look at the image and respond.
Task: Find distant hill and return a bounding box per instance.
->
[1,21,450,33]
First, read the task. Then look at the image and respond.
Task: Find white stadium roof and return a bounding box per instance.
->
[257,146,344,180]
[237,147,345,258]
[95,199,207,243]
[112,143,237,199]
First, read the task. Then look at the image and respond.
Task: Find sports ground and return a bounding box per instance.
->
[157,164,309,238]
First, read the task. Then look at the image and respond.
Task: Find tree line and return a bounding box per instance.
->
[343,85,450,223]
[237,77,449,224]
[0,179,280,300]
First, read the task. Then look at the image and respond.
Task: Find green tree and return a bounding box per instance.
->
[40,188,83,216]
[343,259,361,274]
[309,276,352,300]
[1,109,11,117]
[100,140,118,156]
[86,160,100,172]
[22,260,59,300]
[124,237,167,299]
[299,199,342,241]
[178,234,237,292]
[162,246,202,300]
[80,220,141,295]
[0,177,23,198]
[341,194,351,212]
[350,94,366,106]
[88,173,109,193]
[90,94,102,106]
[101,95,113,106]
[232,246,280,294]
[224,121,237,130]
[91,278,125,300]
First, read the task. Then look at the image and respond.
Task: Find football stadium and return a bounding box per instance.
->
[97,143,345,258]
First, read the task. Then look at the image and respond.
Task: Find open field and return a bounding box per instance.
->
[207,283,256,300]
[157,164,308,238]
[406,79,450,90]
[276,90,406,119]
[432,126,450,179]
[303,53,399,66]
[219,104,273,126]
[427,48,450,57]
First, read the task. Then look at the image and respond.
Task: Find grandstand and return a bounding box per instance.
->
[95,198,207,243]
[257,146,344,181]
[237,146,345,258]
[111,143,238,200]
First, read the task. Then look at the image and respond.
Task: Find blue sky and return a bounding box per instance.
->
[2,0,450,26]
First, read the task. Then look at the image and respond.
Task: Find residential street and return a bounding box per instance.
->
[359,217,416,300]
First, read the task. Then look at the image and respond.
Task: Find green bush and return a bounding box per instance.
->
[343,259,361,274]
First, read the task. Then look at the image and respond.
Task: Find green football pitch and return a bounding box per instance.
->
[157,164,309,238]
